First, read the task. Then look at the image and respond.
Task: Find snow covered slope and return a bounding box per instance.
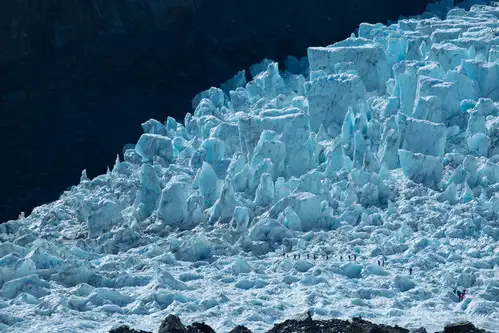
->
[1,2,499,333]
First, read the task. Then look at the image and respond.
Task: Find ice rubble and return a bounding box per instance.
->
[1,2,499,333]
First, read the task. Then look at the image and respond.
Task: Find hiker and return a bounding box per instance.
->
[307,254,310,259]
[326,255,329,260]
[313,254,317,260]
[460,289,467,302]
[409,267,413,275]
[454,288,462,301]
[353,254,357,262]
[298,254,301,259]
[340,255,343,261]
[377,260,381,266]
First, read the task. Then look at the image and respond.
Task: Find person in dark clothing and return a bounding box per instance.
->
[307,254,310,259]
[378,260,381,266]
[454,288,462,301]
[409,267,413,275]
[340,255,343,261]
[353,254,357,262]
[460,289,467,301]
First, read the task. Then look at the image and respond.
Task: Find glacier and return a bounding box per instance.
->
[1,1,499,333]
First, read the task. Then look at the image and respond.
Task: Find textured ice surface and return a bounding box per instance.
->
[1,2,499,333]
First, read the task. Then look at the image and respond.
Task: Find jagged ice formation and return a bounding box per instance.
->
[1,2,499,333]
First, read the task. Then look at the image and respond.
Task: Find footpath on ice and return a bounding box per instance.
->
[1,1,499,333]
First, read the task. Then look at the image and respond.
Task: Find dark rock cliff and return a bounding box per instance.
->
[0,0,204,65]
[0,0,437,222]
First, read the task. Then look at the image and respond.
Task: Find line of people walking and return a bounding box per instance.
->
[280,251,467,302]
[282,252,388,268]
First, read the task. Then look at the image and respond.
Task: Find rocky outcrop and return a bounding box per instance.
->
[185,322,216,333]
[442,321,489,333]
[109,314,491,333]
[267,316,410,333]
[109,325,151,333]
[158,314,189,333]
[228,326,252,333]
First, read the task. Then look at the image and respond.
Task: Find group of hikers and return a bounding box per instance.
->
[283,252,392,270]
[284,252,389,266]
[280,251,468,302]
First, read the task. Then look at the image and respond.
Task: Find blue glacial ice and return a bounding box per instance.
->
[1,2,499,333]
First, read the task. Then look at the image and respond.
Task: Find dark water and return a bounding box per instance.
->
[0,0,435,222]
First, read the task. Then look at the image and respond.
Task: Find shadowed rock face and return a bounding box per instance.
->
[0,0,436,222]
[0,0,204,64]
[109,325,151,333]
